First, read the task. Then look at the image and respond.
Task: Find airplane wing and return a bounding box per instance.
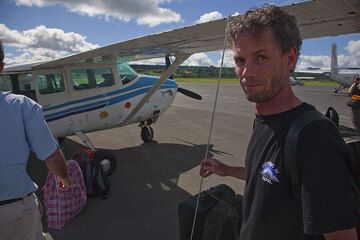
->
[31,0,359,70]
[295,68,331,74]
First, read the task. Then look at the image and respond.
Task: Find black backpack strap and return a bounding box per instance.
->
[284,110,330,198]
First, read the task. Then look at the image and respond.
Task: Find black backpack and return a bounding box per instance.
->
[284,107,360,234]
[178,184,239,240]
[73,150,111,199]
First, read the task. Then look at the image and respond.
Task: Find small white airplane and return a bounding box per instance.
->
[296,43,360,92]
[1,0,359,175]
[0,58,201,175]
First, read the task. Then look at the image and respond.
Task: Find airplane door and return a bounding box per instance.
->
[33,69,71,137]
[33,69,69,107]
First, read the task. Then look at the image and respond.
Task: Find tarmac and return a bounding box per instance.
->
[27,83,354,240]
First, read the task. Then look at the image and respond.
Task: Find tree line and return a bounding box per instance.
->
[131,64,237,78]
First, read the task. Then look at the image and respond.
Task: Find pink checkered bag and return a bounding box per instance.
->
[43,159,87,229]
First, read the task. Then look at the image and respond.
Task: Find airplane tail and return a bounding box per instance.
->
[331,43,339,79]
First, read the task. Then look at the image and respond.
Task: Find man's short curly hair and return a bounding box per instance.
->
[0,40,4,64]
[228,5,302,58]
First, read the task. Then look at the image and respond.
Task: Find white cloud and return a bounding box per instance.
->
[297,55,330,69]
[130,58,165,65]
[0,24,36,47]
[1,24,98,64]
[217,50,234,68]
[132,53,224,67]
[5,52,32,65]
[298,39,360,69]
[346,39,360,59]
[195,11,223,24]
[13,0,182,27]
[137,8,181,27]
[183,53,215,66]
[4,48,66,65]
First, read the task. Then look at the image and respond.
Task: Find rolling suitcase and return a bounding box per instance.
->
[178,184,235,240]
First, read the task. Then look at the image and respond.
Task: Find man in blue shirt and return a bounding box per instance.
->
[0,40,71,240]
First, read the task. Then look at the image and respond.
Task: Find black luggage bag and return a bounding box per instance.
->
[178,184,235,240]
[202,194,243,240]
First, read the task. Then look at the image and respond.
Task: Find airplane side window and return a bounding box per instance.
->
[94,68,114,88]
[0,75,12,92]
[19,73,34,92]
[17,73,37,101]
[37,73,65,95]
[117,62,138,85]
[72,69,90,90]
[72,68,114,90]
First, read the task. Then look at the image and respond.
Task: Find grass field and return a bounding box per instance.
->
[175,77,339,87]
[176,77,239,84]
[303,80,339,86]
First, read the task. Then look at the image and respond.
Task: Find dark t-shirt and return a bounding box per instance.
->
[239,102,356,240]
[352,85,360,96]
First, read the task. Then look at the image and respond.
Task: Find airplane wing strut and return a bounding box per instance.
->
[124,54,191,123]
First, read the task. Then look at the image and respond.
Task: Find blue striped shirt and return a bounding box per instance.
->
[0,92,58,201]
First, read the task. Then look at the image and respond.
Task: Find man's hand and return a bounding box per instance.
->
[324,228,358,240]
[200,158,230,178]
[58,176,71,191]
[45,149,72,190]
[200,158,247,180]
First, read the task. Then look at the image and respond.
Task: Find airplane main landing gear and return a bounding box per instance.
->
[141,126,154,142]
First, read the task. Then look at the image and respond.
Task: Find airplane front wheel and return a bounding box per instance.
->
[141,126,154,143]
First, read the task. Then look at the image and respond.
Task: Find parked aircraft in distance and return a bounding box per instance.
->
[0,0,359,174]
[296,43,360,92]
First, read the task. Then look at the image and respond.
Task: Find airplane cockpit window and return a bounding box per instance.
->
[117,62,138,85]
[72,68,114,90]
[0,75,12,92]
[37,73,65,95]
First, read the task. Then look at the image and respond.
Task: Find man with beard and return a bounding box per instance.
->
[200,5,357,240]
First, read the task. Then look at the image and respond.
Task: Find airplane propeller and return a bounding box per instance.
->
[177,87,202,100]
[165,55,202,100]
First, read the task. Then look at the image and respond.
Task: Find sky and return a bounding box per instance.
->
[0,0,359,69]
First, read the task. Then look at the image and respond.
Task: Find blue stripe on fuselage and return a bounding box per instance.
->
[46,103,107,122]
[43,76,177,112]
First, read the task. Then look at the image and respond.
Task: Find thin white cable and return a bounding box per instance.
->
[189,15,231,240]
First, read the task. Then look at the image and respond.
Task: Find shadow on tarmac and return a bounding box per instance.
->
[27,138,223,240]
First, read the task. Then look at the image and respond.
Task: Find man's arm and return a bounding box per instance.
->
[200,158,246,180]
[21,98,71,190]
[298,121,358,237]
[45,149,71,190]
[324,228,358,240]
[348,77,359,94]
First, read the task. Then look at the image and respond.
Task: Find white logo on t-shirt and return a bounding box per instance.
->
[260,161,280,184]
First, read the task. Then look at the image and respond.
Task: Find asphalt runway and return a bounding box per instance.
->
[27,83,354,240]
